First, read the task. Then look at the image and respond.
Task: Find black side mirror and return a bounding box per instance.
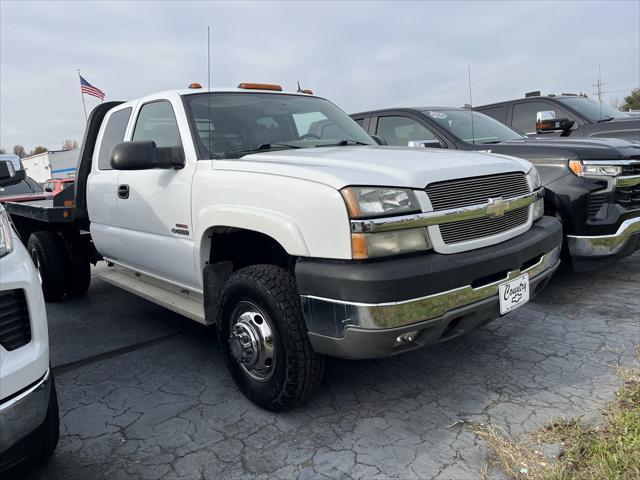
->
[0,160,15,180]
[536,118,574,134]
[44,187,53,192]
[371,135,387,146]
[110,141,185,170]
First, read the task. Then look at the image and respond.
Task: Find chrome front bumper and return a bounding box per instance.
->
[302,247,560,359]
[567,217,640,258]
[0,369,51,454]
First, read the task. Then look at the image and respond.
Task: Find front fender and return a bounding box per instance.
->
[194,206,310,279]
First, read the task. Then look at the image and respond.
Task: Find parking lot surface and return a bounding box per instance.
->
[7,253,639,480]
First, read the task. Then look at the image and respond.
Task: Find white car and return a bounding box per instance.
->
[0,203,59,471]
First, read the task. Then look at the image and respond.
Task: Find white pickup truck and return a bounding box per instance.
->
[4,83,563,410]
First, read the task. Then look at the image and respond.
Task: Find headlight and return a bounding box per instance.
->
[568,160,622,177]
[526,166,542,190]
[0,209,14,258]
[352,228,431,259]
[341,186,430,258]
[340,186,421,219]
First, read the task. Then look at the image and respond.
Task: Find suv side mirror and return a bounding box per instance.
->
[0,160,16,181]
[110,141,185,170]
[408,139,442,149]
[371,135,387,146]
[44,186,53,192]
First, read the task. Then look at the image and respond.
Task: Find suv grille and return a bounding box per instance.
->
[426,172,531,245]
[615,163,640,210]
[0,290,31,351]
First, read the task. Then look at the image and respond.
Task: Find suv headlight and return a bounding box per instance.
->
[525,167,544,221]
[0,209,14,258]
[568,160,622,177]
[341,186,430,259]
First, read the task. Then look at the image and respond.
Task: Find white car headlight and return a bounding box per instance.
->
[526,166,542,190]
[0,209,14,258]
[340,186,421,219]
[525,168,544,221]
[341,186,431,258]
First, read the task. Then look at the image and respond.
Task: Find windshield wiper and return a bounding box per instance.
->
[316,139,370,147]
[222,143,302,158]
[597,116,615,123]
[480,140,502,144]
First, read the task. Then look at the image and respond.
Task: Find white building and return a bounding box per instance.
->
[22,149,79,183]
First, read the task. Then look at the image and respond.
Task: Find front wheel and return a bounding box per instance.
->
[217,265,324,411]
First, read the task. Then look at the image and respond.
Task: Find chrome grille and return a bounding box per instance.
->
[426,172,531,245]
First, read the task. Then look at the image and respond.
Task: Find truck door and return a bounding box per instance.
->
[87,106,133,261]
[113,97,198,287]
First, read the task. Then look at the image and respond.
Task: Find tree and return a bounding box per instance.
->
[30,146,48,156]
[13,145,26,158]
[621,89,640,111]
[62,139,79,150]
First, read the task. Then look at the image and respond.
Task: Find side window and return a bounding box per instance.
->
[353,117,365,128]
[132,101,182,148]
[478,105,507,123]
[98,107,132,170]
[512,102,557,134]
[376,116,437,146]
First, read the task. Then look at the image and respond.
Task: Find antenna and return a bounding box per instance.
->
[468,65,475,145]
[208,26,213,158]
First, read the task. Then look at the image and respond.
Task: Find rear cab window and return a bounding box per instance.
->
[97,107,133,170]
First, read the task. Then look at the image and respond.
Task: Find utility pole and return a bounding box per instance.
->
[593,64,603,120]
[593,64,604,102]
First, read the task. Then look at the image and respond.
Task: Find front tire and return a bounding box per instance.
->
[217,264,324,411]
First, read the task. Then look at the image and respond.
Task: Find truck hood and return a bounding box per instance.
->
[212,146,531,190]
[495,137,640,160]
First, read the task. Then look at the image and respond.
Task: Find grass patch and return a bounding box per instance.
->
[470,354,640,480]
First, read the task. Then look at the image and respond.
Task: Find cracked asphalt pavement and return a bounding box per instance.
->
[7,253,639,480]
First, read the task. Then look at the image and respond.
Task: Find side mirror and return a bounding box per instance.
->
[0,160,16,181]
[44,187,53,192]
[110,141,185,170]
[371,135,387,146]
[535,117,574,134]
[408,139,442,149]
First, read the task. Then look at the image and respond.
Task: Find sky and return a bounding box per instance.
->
[1,0,639,152]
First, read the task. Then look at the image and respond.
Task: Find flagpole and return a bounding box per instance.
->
[78,69,88,122]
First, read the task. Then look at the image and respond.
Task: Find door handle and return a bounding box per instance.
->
[118,184,129,199]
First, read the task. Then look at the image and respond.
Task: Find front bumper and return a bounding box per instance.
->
[567,216,640,271]
[0,369,51,455]
[298,216,562,359]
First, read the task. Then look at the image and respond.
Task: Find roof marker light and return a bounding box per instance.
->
[238,83,283,91]
[188,83,202,89]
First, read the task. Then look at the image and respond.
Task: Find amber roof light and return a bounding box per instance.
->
[188,83,203,89]
[238,83,283,91]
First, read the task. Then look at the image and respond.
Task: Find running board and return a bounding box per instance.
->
[98,264,208,324]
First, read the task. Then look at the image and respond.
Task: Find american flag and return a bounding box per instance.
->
[79,75,105,100]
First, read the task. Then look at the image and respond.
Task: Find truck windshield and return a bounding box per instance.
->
[423,110,525,144]
[0,179,36,197]
[556,97,629,122]
[184,93,375,159]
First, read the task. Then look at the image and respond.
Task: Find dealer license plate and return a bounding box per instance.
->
[498,273,530,315]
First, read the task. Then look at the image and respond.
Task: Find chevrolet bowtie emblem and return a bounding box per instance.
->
[486,197,507,218]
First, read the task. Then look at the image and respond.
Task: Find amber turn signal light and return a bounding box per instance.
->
[237,83,283,91]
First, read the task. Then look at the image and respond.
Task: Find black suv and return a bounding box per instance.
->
[476,92,640,142]
[350,107,640,270]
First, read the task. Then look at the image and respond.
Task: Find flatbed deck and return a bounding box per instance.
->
[5,198,76,223]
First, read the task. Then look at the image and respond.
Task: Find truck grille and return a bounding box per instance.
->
[426,172,531,245]
[615,163,640,210]
[0,289,31,351]
[587,193,606,218]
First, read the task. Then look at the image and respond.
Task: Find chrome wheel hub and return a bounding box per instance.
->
[228,302,275,381]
